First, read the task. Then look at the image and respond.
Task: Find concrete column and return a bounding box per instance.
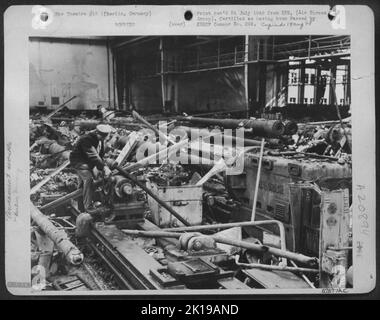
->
[298,60,306,104]
[122,59,128,110]
[329,62,337,105]
[273,66,279,108]
[314,66,321,104]
[160,37,166,111]
[346,63,350,105]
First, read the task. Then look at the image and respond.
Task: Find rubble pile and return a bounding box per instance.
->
[293,121,352,157]
[146,163,191,187]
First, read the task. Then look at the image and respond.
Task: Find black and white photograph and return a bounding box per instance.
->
[28,34,353,291]
[3,4,376,298]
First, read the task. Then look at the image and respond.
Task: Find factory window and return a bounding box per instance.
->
[289,97,296,104]
[304,98,308,104]
[304,74,309,84]
[310,98,314,104]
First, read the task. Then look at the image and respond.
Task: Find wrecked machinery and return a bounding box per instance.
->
[226,150,351,256]
[29,109,352,290]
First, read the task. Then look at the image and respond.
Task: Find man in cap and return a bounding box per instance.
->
[70,124,114,213]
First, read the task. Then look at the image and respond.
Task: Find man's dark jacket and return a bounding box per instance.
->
[69,131,105,170]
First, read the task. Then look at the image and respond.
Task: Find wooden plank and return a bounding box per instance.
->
[40,188,82,212]
[30,160,70,195]
[243,268,309,289]
[114,131,139,166]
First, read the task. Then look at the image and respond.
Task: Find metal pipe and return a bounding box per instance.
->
[228,135,263,147]
[163,219,280,233]
[124,230,182,238]
[276,52,349,63]
[234,256,318,273]
[244,35,249,117]
[299,118,350,126]
[176,116,285,137]
[290,260,316,288]
[161,219,287,255]
[327,246,353,251]
[160,37,166,112]
[330,77,352,153]
[40,188,83,213]
[211,235,317,266]
[112,52,117,108]
[107,38,111,108]
[31,203,83,265]
[273,35,349,48]
[45,95,78,119]
[189,108,248,118]
[138,219,179,250]
[123,229,317,266]
[176,126,263,146]
[267,150,339,161]
[251,138,265,222]
[132,110,174,145]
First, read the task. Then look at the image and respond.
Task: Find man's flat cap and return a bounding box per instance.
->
[96,124,115,135]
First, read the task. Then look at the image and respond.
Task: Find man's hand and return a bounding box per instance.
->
[103,166,112,178]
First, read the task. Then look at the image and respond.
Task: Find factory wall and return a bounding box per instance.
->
[177,68,246,113]
[131,77,163,113]
[29,38,114,110]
